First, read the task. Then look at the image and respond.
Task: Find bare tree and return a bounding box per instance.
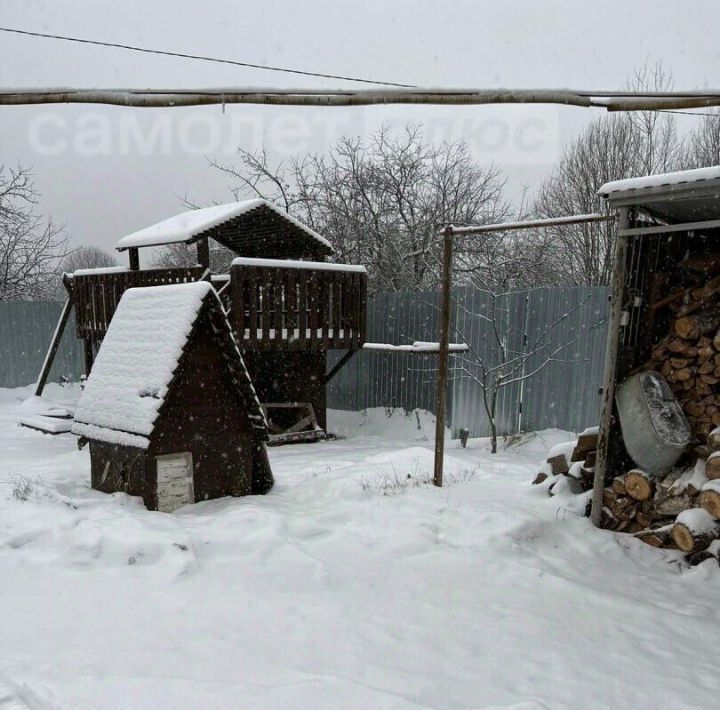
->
[532,62,680,286]
[680,110,720,169]
[453,289,606,453]
[51,245,119,300]
[60,245,117,274]
[153,241,236,273]
[200,125,511,292]
[0,164,67,300]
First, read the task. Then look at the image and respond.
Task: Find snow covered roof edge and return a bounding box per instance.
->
[598,165,720,198]
[115,199,332,252]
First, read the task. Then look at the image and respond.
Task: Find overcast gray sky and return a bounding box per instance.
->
[1,0,719,258]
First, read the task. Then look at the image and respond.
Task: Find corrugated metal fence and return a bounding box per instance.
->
[0,301,84,388]
[1,287,609,435]
[328,286,610,437]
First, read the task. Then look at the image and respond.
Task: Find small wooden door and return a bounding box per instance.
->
[156,452,194,512]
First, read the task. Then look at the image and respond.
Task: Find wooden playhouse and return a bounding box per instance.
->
[41,199,368,444]
[71,281,273,511]
[589,166,720,556]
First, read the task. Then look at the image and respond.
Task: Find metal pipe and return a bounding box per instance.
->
[449,213,615,237]
[2,87,720,111]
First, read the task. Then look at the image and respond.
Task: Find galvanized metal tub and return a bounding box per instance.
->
[615,371,691,476]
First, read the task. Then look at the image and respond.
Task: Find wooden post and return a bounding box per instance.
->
[83,338,95,376]
[433,225,454,488]
[34,298,74,396]
[591,207,630,525]
[197,237,210,270]
[128,248,140,271]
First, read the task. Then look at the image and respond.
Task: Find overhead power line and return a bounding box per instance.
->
[0,25,415,88]
[2,87,720,112]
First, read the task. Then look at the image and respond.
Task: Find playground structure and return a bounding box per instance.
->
[37,199,368,444]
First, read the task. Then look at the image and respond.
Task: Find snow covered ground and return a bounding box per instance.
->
[1,385,720,709]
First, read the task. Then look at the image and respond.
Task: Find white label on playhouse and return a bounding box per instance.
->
[156,452,194,513]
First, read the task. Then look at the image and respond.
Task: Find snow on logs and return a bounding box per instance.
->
[671,508,719,553]
[532,430,598,498]
[624,470,655,502]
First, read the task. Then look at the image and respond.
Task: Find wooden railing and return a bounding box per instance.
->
[70,267,205,340]
[229,261,367,350]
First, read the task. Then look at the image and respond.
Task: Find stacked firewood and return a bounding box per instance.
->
[649,318,720,445]
[534,429,720,563]
[533,256,720,565]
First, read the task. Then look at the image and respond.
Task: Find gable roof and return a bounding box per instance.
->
[115,199,333,258]
[72,281,267,448]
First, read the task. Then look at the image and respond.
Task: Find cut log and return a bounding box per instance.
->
[637,532,665,548]
[695,444,713,460]
[674,367,696,382]
[668,338,695,355]
[636,510,654,528]
[654,492,693,517]
[532,472,548,485]
[635,526,673,547]
[570,430,598,462]
[546,453,569,475]
[612,477,627,496]
[698,340,716,361]
[699,481,720,519]
[675,309,720,340]
[686,400,705,418]
[706,452,720,480]
[583,450,597,469]
[698,360,715,375]
[624,469,655,501]
[611,496,637,522]
[670,357,691,369]
[708,427,720,451]
[671,508,719,553]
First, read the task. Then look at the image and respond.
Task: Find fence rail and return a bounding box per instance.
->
[229,262,367,350]
[1,285,609,436]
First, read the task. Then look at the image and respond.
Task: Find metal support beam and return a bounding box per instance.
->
[83,338,95,377]
[34,298,73,397]
[619,218,720,237]
[591,207,631,526]
[433,226,454,488]
[449,213,614,236]
[324,349,358,385]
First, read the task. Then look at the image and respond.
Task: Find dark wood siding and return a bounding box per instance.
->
[150,310,255,502]
[89,442,150,503]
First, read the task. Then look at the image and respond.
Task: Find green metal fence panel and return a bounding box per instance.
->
[0,301,84,388]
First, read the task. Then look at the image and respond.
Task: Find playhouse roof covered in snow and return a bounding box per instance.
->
[599,166,720,223]
[72,281,267,448]
[115,199,333,258]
